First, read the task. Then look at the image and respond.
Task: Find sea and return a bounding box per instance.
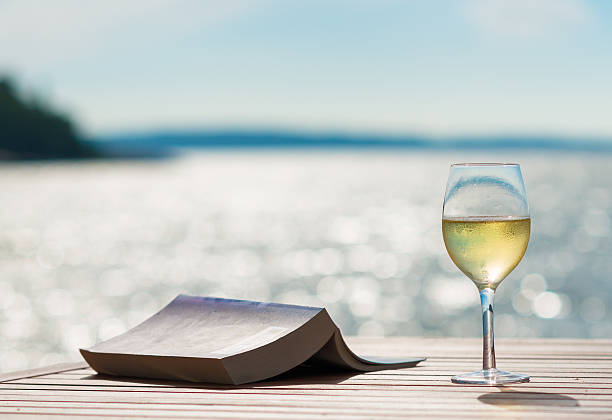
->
[0,149,610,372]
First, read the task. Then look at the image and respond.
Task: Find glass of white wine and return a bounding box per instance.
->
[442,163,530,385]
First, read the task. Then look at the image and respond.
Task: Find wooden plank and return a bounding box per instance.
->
[1,385,610,400]
[0,406,607,420]
[54,369,612,380]
[0,388,606,403]
[0,391,607,408]
[0,412,594,420]
[0,414,599,420]
[1,385,610,398]
[0,363,88,384]
[8,377,612,391]
[0,400,609,415]
[0,391,604,405]
[33,373,612,385]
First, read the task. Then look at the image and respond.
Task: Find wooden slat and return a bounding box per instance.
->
[7,377,612,391]
[0,338,610,419]
[36,373,612,384]
[0,363,87,384]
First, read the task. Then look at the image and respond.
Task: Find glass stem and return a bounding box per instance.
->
[480,287,496,371]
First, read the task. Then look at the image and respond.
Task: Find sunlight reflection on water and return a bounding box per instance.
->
[0,151,610,372]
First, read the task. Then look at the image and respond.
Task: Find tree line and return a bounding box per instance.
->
[0,78,97,160]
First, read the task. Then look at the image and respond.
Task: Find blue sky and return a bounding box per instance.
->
[1,0,611,137]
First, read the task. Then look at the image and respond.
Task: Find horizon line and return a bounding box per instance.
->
[92,127,612,144]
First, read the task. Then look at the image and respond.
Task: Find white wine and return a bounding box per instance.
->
[442,217,530,290]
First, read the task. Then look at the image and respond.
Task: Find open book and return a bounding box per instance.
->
[80,295,425,385]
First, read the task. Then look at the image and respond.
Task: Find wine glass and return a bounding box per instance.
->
[442,163,530,385]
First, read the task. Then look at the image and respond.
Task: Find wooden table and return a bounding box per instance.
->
[1,337,611,419]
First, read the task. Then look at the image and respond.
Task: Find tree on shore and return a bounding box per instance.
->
[0,77,97,159]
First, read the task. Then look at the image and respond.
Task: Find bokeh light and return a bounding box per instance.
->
[0,151,610,372]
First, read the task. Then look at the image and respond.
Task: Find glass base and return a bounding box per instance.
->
[451,368,530,385]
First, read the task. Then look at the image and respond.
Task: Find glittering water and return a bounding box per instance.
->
[1,151,610,372]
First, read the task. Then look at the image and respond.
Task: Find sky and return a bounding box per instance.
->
[1,0,612,138]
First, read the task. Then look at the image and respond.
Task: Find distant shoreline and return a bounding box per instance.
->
[90,130,612,159]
